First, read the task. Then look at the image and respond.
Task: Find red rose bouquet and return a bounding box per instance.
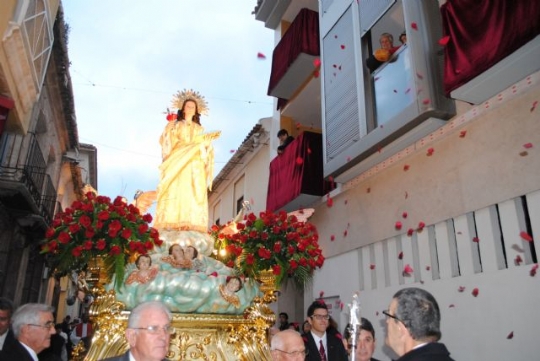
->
[211,210,325,289]
[41,192,163,290]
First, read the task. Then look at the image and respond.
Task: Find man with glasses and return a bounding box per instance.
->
[0,303,56,361]
[384,287,455,361]
[100,301,172,361]
[303,300,348,361]
[270,329,307,360]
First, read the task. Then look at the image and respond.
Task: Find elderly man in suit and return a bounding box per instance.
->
[100,301,172,361]
[0,303,56,361]
[270,329,307,360]
[384,287,455,361]
[303,300,348,361]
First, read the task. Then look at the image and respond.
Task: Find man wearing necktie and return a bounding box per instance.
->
[303,300,348,361]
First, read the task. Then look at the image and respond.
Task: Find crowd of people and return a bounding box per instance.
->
[270,287,454,361]
[0,287,454,360]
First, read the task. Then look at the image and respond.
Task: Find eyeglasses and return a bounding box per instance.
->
[272,349,308,357]
[310,314,330,321]
[382,310,404,324]
[130,325,174,335]
[27,321,55,329]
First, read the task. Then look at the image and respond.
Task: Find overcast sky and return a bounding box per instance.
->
[62,1,275,203]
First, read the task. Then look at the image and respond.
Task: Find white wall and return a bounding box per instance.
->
[307,72,540,360]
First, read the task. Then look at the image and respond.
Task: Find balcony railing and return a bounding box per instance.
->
[0,132,56,225]
[267,8,320,100]
[266,131,329,212]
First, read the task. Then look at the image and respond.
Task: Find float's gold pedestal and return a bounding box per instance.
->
[81,285,277,360]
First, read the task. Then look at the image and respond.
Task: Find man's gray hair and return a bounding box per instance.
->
[127,301,172,328]
[11,303,54,338]
[393,287,441,342]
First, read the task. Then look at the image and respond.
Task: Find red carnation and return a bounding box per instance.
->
[109,245,121,256]
[95,239,106,251]
[58,232,71,244]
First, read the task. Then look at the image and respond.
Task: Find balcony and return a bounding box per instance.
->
[267,8,320,100]
[0,132,56,227]
[267,131,329,212]
[254,0,291,29]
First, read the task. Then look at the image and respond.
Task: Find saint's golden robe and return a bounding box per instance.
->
[154,120,215,232]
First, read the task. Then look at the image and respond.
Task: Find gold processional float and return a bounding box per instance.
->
[42,90,326,361]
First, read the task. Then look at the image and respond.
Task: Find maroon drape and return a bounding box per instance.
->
[266,132,324,212]
[441,0,540,95]
[267,8,320,97]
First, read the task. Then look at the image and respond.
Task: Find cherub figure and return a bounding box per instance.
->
[125,254,159,285]
[161,244,191,269]
[184,245,206,272]
[218,276,243,308]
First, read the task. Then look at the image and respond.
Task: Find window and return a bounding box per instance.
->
[320,0,455,182]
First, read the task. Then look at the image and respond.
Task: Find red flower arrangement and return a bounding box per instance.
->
[41,192,163,290]
[210,210,325,289]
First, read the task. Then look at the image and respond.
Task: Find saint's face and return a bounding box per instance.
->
[183,100,197,117]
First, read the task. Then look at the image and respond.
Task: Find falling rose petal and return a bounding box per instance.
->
[307,148,312,154]
[346,156,351,162]
[519,151,528,157]
[344,199,348,205]
[334,35,338,39]
[523,143,533,149]
[407,228,414,237]
[340,44,346,49]
[375,311,379,316]
[328,176,334,183]
[296,122,301,129]
[459,130,467,138]
[395,221,403,230]
[370,264,375,270]
[426,265,431,271]
[458,286,465,292]
[338,65,342,71]
[319,291,325,298]
[343,230,348,237]
[210,271,218,277]
[411,22,418,30]
[405,88,411,94]
[374,76,380,81]
[402,212,408,219]
[313,58,321,68]
[531,100,538,112]
[520,231,533,242]
[472,237,480,243]
[404,164,410,171]
[330,235,335,241]
[507,331,514,339]
[405,191,409,199]
[313,70,320,78]
[530,264,539,277]
[296,157,304,165]
[416,72,424,80]
[257,52,266,59]
[514,255,523,266]
[230,149,236,153]
[326,196,333,208]
[398,251,404,260]
[471,288,479,297]
[426,148,434,156]
[457,231,463,235]
[438,35,451,46]
[449,304,455,308]
[340,302,344,310]
[393,89,398,93]
[366,187,371,193]
[417,222,426,231]
[377,145,383,153]
[422,98,431,105]
[333,64,337,68]
[403,264,413,276]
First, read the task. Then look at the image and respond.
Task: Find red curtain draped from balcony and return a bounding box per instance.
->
[266,132,324,212]
[267,8,320,99]
[441,0,540,95]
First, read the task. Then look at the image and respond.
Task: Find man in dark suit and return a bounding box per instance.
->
[0,297,14,352]
[384,287,455,361]
[99,301,172,361]
[303,300,348,361]
[0,303,56,361]
[352,317,380,361]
